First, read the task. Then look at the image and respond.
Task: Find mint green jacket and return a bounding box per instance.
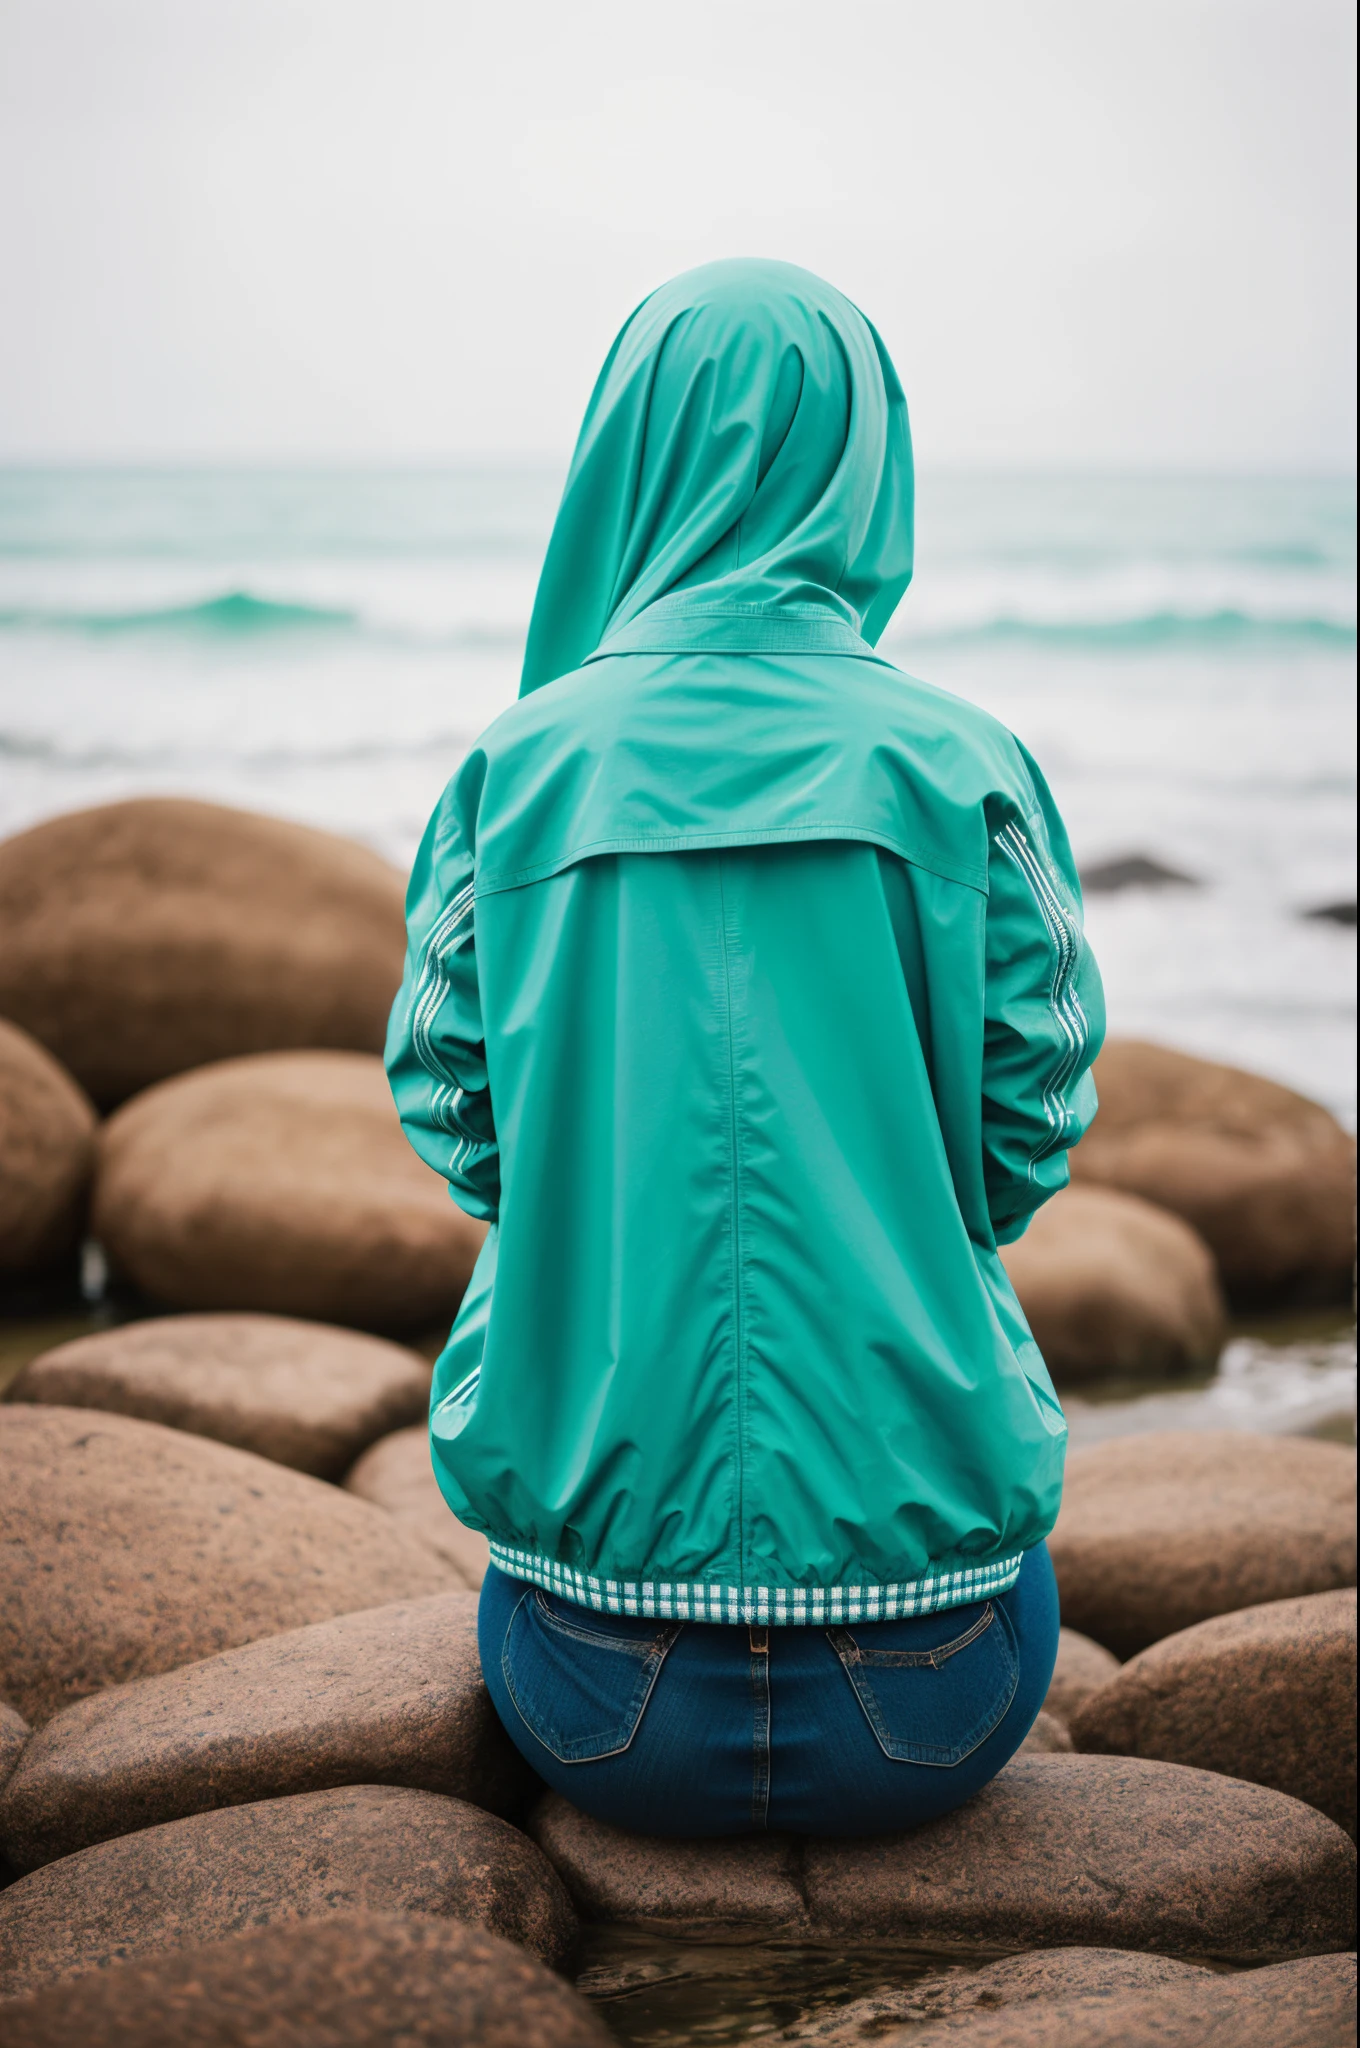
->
[386,260,1104,1623]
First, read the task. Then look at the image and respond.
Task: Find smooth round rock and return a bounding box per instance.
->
[532,1755,1357,1958]
[1043,1628,1123,1730]
[0,798,407,1110]
[345,1424,491,1586]
[0,1590,536,1872]
[1049,1431,1357,1658]
[0,1703,27,1793]
[0,1405,456,1725]
[0,1912,611,2048]
[1000,1185,1225,1381]
[1018,1711,1074,1754]
[1070,1039,1357,1307]
[10,1313,432,1478]
[0,1020,96,1275]
[94,1051,486,1330]
[897,1952,1357,2048]
[1072,1588,1357,1837]
[0,1784,576,1998]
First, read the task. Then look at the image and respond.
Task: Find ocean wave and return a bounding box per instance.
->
[890,608,1356,653]
[0,591,360,636]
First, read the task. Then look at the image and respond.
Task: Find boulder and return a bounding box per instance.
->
[93,1051,486,1330]
[1042,1628,1122,1729]
[345,1424,491,1586]
[1049,1431,1357,1658]
[0,1020,95,1275]
[0,1912,610,2048]
[0,1590,537,1871]
[893,1953,1357,2048]
[1072,1588,1357,1837]
[0,798,407,1110]
[10,1313,432,1479]
[0,1784,576,1998]
[1069,1038,1356,1307]
[0,1405,456,1725]
[532,1755,1357,1959]
[1018,1710,1073,1754]
[0,1703,26,1792]
[1000,1185,1225,1381]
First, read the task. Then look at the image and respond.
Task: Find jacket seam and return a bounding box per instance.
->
[475,825,989,898]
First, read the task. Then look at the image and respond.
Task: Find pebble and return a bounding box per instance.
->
[0,1405,455,1724]
[0,797,407,1109]
[0,1911,611,2048]
[10,1312,432,1479]
[0,1020,95,1276]
[0,1784,576,1999]
[345,1423,491,1585]
[1072,1587,1357,1838]
[1042,1627,1122,1729]
[93,1050,486,1330]
[1018,1710,1073,1754]
[1048,1430,1357,1657]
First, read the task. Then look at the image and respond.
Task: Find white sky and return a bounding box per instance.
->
[1,0,1355,467]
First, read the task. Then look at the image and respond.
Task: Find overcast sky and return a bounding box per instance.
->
[1,0,1355,468]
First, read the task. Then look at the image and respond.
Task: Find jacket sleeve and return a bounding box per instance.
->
[384,795,500,1223]
[982,748,1105,1245]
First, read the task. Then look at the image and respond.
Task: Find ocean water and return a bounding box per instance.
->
[0,466,1354,1125]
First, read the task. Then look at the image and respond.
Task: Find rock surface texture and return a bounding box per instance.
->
[1017,1711,1073,1754]
[0,797,408,1109]
[10,1313,432,1478]
[0,1405,456,1725]
[0,1785,576,1998]
[0,1591,535,1871]
[1073,1588,1358,1837]
[1042,1627,1123,1729]
[1000,1184,1225,1380]
[1048,1430,1357,1658]
[1069,1037,1357,1306]
[531,1754,1357,1959]
[345,1423,491,1585]
[0,1912,610,2048]
[0,1703,27,1793]
[0,1019,96,1274]
[94,1051,486,1329]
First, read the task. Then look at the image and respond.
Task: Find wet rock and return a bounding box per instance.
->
[0,1911,610,2048]
[0,798,408,1110]
[0,1405,456,1725]
[1072,1587,1357,1837]
[1079,854,1199,893]
[533,1756,1357,1959]
[1048,1430,1357,1658]
[1069,1038,1357,1307]
[1000,1185,1225,1381]
[94,1051,486,1330]
[892,1952,1357,2048]
[345,1424,491,1586]
[0,1703,27,1792]
[1018,1710,1073,1754]
[10,1313,431,1478]
[0,1784,575,1998]
[1042,1628,1122,1729]
[0,1590,537,1871]
[0,1020,96,1276]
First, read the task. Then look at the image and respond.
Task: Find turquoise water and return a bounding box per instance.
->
[0,467,1354,1121]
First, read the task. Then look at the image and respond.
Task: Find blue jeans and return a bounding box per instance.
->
[477,1543,1059,1837]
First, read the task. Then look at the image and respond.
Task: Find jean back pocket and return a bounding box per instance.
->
[828,1599,1019,1766]
[502,1588,681,1764]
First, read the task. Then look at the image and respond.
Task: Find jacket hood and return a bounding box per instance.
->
[520,259,914,695]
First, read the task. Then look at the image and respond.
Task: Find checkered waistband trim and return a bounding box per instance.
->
[486,1544,1023,1624]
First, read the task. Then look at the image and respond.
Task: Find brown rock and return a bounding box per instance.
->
[0,1591,537,1872]
[94,1051,486,1330]
[1049,1430,1357,1658]
[10,1313,432,1478]
[0,1020,95,1274]
[0,798,408,1109]
[533,1755,1357,1959]
[0,1784,576,1998]
[0,1912,610,2048]
[1017,1710,1073,1754]
[0,1702,26,1792]
[1000,1185,1225,1381]
[345,1424,491,1585]
[0,1405,456,1725]
[1070,1038,1357,1307]
[1073,1588,1358,1838]
[892,1952,1357,2048]
[1043,1627,1122,1729]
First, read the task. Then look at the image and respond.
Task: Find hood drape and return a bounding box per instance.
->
[520,259,914,695]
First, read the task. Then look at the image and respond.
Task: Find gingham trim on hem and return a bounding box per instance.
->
[486,1544,1024,1624]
